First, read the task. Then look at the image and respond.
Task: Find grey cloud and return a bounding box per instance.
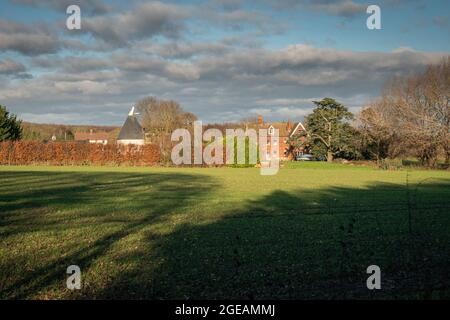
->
[433,16,449,28]
[0,20,60,55]
[310,0,366,18]
[220,10,282,31]
[193,45,445,86]
[12,0,111,15]
[211,0,243,12]
[199,7,287,34]
[113,54,200,81]
[2,43,447,125]
[266,0,420,17]
[0,58,32,79]
[0,59,26,75]
[32,56,112,73]
[82,2,188,46]
[139,41,234,59]
[263,0,366,17]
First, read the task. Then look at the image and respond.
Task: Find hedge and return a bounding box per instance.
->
[0,141,160,166]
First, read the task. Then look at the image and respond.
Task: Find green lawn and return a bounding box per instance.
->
[0,164,449,299]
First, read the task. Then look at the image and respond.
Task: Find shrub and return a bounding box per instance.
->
[0,141,160,166]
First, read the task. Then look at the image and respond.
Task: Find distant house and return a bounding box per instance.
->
[117,107,145,146]
[74,129,108,145]
[252,115,307,160]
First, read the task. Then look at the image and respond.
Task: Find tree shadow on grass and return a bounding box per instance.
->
[0,170,220,299]
[92,179,450,299]
[1,170,449,299]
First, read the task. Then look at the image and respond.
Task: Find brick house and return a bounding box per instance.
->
[249,116,307,160]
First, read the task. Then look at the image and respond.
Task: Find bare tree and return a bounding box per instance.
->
[358,98,397,162]
[136,97,197,161]
[359,57,449,166]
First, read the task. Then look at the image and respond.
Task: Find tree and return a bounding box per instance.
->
[303,98,355,162]
[358,98,396,163]
[286,131,309,158]
[360,57,449,166]
[0,105,22,141]
[136,97,197,161]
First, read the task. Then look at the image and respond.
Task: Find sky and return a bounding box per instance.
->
[0,0,449,125]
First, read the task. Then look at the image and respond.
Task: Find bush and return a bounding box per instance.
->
[0,141,160,166]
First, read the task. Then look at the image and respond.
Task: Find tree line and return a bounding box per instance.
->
[358,57,449,166]
[1,57,448,167]
[289,57,449,167]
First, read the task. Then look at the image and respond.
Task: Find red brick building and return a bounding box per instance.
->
[249,116,307,161]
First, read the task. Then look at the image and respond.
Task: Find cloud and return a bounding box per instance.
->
[250,106,312,119]
[433,16,449,28]
[139,41,232,59]
[212,0,243,12]
[0,59,26,75]
[112,54,200,81]
[82,2,188,46]
[12,0,111,15]
[218,10,286,32]
[53,80,119,95]
[2,42,447,124]
[265,0,367,18]
[31,56,112,73]
[310,0,366,18]
[191,44,445,87]
[0,20,60,55]
[255,98,321,106]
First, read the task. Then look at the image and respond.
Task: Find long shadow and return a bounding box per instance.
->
[1,171,449,299]
[0,170,220,299]
[92,180,450,299]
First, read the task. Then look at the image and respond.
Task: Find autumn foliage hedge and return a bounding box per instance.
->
[0,141,160,166]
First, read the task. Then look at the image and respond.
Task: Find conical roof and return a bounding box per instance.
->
[117,115,144,140]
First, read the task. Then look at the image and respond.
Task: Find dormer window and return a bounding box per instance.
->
[268,125,275,136]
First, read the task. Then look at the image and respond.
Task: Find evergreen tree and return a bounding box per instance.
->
[304,98,356,162]
[0,105,22,141]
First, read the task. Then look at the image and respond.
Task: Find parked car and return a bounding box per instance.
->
[295,153,314,161]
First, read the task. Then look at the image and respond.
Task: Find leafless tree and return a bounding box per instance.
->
[359,56,449,166]
[358,98,397,162]
[136,97,197,161]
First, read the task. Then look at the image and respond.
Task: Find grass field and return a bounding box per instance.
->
[0,163,449,299]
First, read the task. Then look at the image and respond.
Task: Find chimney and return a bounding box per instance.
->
[286,120,292,132]
[257,115,263,125]
[90,129,93,134]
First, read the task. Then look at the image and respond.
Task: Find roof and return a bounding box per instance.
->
[266,122,292,137]
[117,115,144,140]
[289,122,306,137]
[74,131,109,141]
[247,121,305,137]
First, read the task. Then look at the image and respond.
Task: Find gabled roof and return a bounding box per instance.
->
[289,122,306,137]
[117,115,144,140]
[74,131,108,141]
[244,120,306,137]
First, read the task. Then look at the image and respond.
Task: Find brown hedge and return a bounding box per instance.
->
[0,141,160,166]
